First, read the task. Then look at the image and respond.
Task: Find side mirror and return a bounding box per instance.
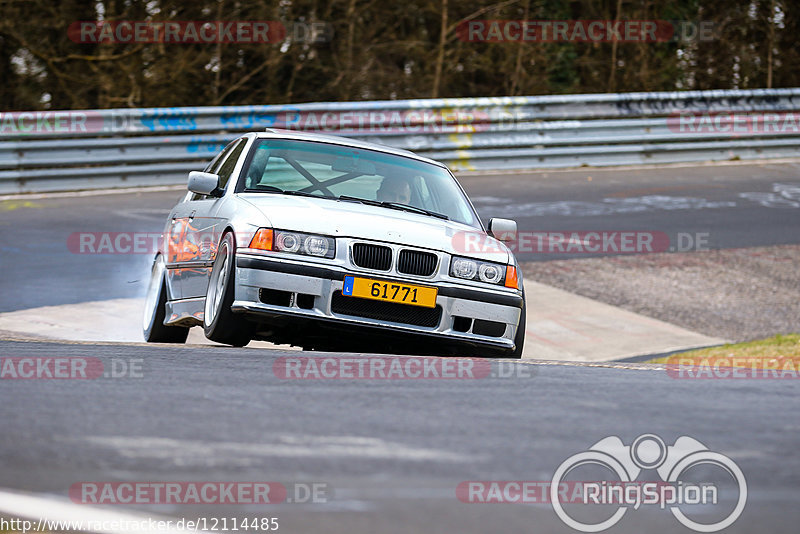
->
[488,218,517,242]
[188,171,221,196]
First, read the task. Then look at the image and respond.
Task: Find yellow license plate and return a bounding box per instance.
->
[342,276,437,308]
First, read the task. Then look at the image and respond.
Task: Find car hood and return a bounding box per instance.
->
[237,193,510,262]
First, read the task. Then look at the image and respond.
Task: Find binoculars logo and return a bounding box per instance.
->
[551,434,747,532]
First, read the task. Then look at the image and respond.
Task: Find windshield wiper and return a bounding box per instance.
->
[380,202,449,220]
[337,195,449,220]
[245,186,338,200]
[281,189,325,198]
[255,189,451,220]
[277,189,337,200]
[337,195,382,206]
[245,185,283,193]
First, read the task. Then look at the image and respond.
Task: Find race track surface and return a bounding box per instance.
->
[1,160,798,533]
[1,339,798,533]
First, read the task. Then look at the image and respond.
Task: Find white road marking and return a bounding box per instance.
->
[738,182,800,208]
[473,195,737,217]
[0,488,212,533]
[80,435,482,464]
[0,185,185,201]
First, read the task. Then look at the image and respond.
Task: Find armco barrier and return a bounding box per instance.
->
[1,88,799,193]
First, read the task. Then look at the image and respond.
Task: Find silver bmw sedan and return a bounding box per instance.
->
[143,130,525,357]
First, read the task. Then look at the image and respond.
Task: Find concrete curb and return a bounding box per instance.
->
[0,282,726,361]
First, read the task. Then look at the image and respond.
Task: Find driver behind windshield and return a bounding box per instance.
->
[376,177,412,204]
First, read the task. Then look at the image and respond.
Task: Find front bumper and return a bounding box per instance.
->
[232,253,523,352]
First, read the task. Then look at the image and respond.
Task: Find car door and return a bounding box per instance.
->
[166,140,238,300]
[181,137,248,299]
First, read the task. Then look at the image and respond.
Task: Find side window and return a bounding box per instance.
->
[204,141,235,174]
[215,139,248,191]
[191,139,244,200]
[192,141,236,200]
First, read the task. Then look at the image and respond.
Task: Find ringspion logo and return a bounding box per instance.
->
[551,434,746,532]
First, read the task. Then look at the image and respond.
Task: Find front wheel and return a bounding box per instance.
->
[142,255,189,343]
[203,232,252,347]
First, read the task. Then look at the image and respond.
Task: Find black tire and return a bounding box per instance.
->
[203,231,252,347]
[142,255,189,343]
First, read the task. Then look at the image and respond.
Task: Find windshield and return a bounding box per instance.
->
[239,138,480,227]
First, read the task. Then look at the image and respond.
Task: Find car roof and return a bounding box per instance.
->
[257,129,447,168]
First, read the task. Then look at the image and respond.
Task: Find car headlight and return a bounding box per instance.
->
[478,263,503,284]
[450,256,519,289]
[303,235,331,256]
[451,257,478,279]
[276,231,300,253]
[249,228,335,259]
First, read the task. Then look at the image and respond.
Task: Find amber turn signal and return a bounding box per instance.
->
[249,228,274,250]
[504,265,519,289]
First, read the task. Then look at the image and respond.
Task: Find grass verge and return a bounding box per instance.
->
[648,333,800,369]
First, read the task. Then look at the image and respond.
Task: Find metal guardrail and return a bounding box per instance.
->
[1,88,799,193]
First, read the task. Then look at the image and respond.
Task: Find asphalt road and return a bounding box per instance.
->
[1,160,799,312]
[0,161,798,533]
[1,340,797,534]
[462,161,800,258]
